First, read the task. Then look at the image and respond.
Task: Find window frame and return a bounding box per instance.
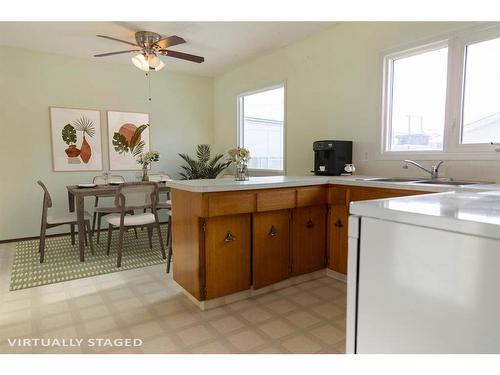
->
[379,24,500,161]
[237,82,287,174]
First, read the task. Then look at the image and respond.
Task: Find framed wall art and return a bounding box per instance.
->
[107,111,151,171]
[49,107,103,172]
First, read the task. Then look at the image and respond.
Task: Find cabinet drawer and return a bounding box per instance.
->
[349,187,401,203]
[297,186,327,207]
[208,192,255,217]
[256,189,296,212]
[329,186,348,206]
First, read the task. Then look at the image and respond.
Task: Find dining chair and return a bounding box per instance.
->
[37,180,94,263]
[105,182,166,268]
[165,211,173,273]
[92,175,138,244]
[147,174,173,273]
[146,174,172,209]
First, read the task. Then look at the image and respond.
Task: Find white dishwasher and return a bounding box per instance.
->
[346,191,500,354]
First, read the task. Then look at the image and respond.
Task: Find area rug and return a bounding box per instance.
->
[10,225,168,291]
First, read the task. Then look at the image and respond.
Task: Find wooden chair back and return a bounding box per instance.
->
[115,182,159,211]
[37,180,52,209]
[37,180,52,227]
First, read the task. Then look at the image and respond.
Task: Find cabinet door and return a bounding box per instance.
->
[328,204,349,274]
[253,210,291,289]
[291,205,327,276]
[205,214,251,299]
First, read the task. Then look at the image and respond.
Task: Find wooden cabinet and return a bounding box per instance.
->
[204,214,251,299]
[252,210,291,289]
[327,185,428,275]
[328,204,349,273]
[172,183,429,303]
[291,205,327,276]
[256,189,296,212]
[296,186,327,207]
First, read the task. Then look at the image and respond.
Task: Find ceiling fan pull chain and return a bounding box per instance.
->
[147,72,152,102]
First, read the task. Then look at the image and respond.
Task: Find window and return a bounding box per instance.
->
[381,25,500,158]
[238,84,285,171]
[461,37,500,144]
[388,46,448,151]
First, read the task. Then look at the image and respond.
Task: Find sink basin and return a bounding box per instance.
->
[415,180,489,186]
[359,177,425,183]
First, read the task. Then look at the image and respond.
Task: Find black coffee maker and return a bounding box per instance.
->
[313,140,352,176]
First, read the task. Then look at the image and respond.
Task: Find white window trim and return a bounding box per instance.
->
[378,23,500,161]
[237,81,287,174]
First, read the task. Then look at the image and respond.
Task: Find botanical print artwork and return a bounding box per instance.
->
[50,107,103,171]
[107,111,150,170]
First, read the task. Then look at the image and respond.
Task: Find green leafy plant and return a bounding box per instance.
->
[112,124,149,156]
[61,124,77,145]
[178,144,231,180]
[112,133,129,154]
[73,116,95,137]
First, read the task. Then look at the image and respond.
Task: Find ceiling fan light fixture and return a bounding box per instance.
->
[148,54,161,68]
[152,60,166,71]
[131,54,150,72]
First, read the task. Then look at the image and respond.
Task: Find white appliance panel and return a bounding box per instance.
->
[356,217,500,354]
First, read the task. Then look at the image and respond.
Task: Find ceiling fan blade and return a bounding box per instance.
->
[154,35,186,49]
[159,49,204,63]
[97,35,139,47]
[94,50,140,57]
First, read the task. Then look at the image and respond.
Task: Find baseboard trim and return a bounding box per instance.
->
[326,268,347,282]
[180,270,327,311]
[0,221,170,244]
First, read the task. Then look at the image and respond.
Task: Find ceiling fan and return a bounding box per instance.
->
[94,31,205,72]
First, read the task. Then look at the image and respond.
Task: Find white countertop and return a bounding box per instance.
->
[166,176,331,192]
[350,192,500,240]
[166,175,500,193]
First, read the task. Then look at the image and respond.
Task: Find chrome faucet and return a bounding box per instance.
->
[403,160,444,179]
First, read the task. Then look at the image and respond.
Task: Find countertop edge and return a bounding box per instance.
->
[166,176,498,194]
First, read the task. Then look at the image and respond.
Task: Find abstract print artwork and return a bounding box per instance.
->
[107,111,150,171]
[49,107,103,171]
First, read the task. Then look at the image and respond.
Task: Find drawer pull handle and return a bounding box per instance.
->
[268,225,278,237]
[334,219,343,228]
[306,219,315,228]
[224,231,236,242]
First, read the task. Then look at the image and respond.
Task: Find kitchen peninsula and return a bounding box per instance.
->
[166,176,494,309]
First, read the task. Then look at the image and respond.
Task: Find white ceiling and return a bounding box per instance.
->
[0,22,335,76]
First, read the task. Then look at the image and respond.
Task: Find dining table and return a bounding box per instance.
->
[67,182,171,261]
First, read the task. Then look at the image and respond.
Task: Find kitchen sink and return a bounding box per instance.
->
[358,177,425,183]
[415,180,491,186]
[356,177,494,186]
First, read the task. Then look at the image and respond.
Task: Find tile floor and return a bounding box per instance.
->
[0,241,346,354]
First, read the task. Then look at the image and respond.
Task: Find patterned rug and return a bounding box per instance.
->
[10,225,168,291]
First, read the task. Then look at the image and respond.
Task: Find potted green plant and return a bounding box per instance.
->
[61,124,80,158]
[178,144,231,179]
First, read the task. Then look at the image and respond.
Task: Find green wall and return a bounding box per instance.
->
[3,22,499,241]
[213,22,500,180]
[0,46,213,240]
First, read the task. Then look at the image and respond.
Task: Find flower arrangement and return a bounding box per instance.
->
[136,151,160,181]
[228,147,251,164]
[228,147,251,181]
